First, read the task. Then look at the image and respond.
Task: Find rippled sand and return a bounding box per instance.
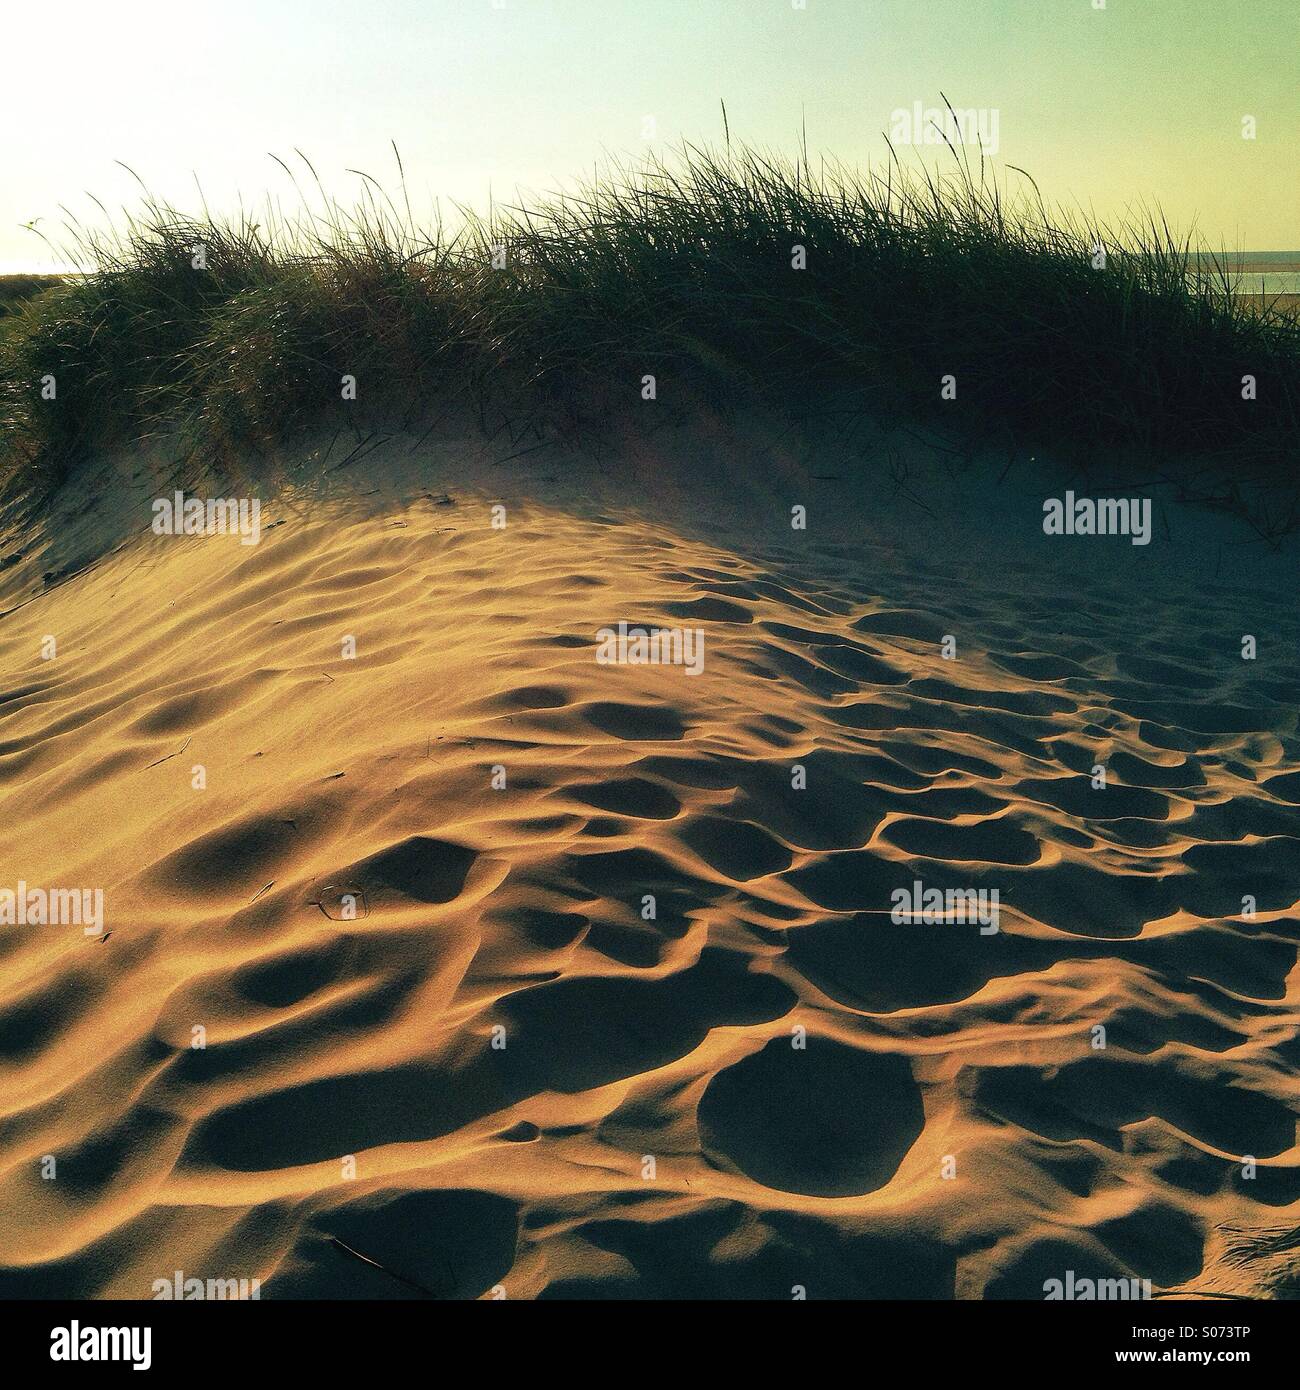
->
[2,420,1298,1299]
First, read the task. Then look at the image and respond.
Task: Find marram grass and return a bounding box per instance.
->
[1,142,1297,513]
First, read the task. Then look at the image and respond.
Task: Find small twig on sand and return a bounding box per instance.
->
[146,736,191,770]
[329,1237,451,1298]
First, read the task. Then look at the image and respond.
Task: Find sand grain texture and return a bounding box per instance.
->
[1,425,1298,1299]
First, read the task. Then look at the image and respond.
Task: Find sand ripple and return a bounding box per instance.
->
[1,475,1298,1299]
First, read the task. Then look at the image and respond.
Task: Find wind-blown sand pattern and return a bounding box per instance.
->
[2,424,1298,1300]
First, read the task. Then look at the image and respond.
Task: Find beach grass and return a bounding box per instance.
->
[1,139,1297,511]
[0,275,61,317]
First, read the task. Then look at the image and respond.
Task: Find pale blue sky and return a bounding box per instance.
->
[3,0,1296,269]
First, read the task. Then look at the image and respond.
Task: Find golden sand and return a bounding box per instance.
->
[1,422,1298,1298]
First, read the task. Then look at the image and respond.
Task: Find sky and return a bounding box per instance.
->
[2,0,1296,270]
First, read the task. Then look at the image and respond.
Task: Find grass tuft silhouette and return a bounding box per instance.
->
[1,140,1296,513]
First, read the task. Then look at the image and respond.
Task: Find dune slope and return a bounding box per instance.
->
[1,422,1299,1300]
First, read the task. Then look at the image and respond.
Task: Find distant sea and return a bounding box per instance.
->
[3,253,1300,292]
[1196,252,1300,294]
[1225,272,1300,293]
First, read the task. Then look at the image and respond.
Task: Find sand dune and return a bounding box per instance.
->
[1,418,1298,1299]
